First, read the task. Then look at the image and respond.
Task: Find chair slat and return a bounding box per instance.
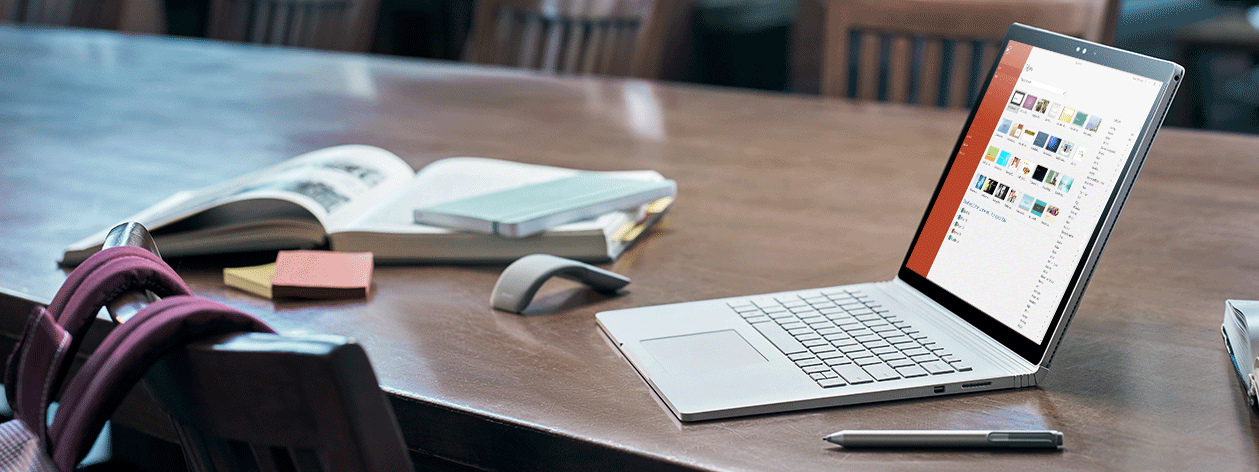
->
[918,37,942,107]
[518,12,543,69]
[887,34,912,104]
[466,0,666,78]
[580,21,605,75]
[947,39,972,109]
[855,31,880,101]
[541,17,563,72]
[561,20,583,74]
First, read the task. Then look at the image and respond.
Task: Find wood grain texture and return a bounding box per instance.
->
[1,25,1258,471]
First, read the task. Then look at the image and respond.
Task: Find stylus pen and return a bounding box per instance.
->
[823,430,1064,449]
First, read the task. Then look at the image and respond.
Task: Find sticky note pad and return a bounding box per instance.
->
[271,250,373,299]
[224,262,278,299]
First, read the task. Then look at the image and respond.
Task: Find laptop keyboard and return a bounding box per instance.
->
[729,289,971,388]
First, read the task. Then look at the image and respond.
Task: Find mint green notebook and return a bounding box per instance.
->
[413,173,676,238]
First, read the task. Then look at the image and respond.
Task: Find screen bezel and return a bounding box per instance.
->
[896,24,1182,365]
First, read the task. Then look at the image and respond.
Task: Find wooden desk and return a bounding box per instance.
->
[2,25,1259,471]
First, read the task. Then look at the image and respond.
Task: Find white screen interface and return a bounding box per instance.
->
[925,45,1164,343]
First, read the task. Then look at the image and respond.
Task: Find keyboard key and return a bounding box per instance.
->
[856,356,883,366]
[839,344,868,354]
[788,327,813,336]
[795,333,822,342]
[863,363,902,381]
[847,349,874,359]
[795,357,823,367]
[872,325,898,334]
[824,356,852,366]
[780,321,806,331]
[882,335,910,344]
[743,315,770,324]
[811,301,838,309]
[809,345,837,354]
[729,303,757,312]
[763,306,788,314]
[808,321,835,330]
[818,378,846,388]
[788,352,815,361]
[789,305,816,314]
[854,334,881,344]
[888,358,916,368]
[844,328,873,337]
[817,327,843,335]
[861,340,890,350]
[953,363,973,372]
[921,361,955,374]
[818,350,845,360]
[810,372,828,380]
[870,346,898,356]
[895,365,929,378]
[803,364,831,374]
[902,347,929,357]
[892,341,919,351]
[833,364,875,384]
[751,322,807,355]
[910,354,939,363]
[802,338,828,348]
[823,333,851,342]
[799,315,825,323]
[877,351,907,361]
[854,313,881,322]
[831,338,859,347]
[848,308,875,316]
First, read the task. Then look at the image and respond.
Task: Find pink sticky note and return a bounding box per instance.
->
[271,250,373,299]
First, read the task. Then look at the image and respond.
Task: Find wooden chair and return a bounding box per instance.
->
[0,0,165,33]
[143,331,414,471]
[207,0,379,51]
[465,0,686,78]
[816,0,1119,107]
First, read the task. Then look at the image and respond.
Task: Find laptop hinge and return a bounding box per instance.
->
[883,278,1038,379]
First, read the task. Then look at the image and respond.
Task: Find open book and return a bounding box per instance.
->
[61,145,674,265]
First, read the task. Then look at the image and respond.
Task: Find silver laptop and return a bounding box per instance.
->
[596,24,1183,422]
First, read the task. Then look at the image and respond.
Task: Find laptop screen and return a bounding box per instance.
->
[900,38,1170,359]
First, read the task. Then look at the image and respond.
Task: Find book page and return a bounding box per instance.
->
[341,157,663,235]
[65,145,414,255]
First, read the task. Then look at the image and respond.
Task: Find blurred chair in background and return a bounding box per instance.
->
[0,0,166,33]
[464,0,691,78]
[805,0,1117,107]
[207,0,379,51]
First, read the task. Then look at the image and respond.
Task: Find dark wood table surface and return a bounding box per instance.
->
[3,24,1259,471]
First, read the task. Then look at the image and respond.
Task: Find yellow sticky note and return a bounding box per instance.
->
[223,262,278,299]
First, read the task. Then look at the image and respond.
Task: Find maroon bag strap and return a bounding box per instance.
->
[47,295,274,472]
[9,307,71,443]
[4,246,190,409]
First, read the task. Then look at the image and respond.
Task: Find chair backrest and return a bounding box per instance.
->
[820,0,1119,108]
[0,0,165,33]
[465,0,676,78]
[207,0,379,51]
[144,331,413,472]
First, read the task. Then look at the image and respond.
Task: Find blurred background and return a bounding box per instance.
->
[4,0,1257,134]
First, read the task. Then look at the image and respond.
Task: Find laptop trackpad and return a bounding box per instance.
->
[641,330,768,375]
